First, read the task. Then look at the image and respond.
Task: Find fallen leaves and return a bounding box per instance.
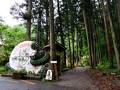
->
[87,69,120,90]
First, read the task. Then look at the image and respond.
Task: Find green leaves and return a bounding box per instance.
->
[0,24,26,65]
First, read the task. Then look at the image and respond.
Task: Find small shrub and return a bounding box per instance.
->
[12,69,26,79]
[97,58,120,76]
[0,46,8,66]
[81,55,89,67]
[0,66,6,73]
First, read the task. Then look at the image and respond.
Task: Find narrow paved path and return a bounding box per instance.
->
[0,77,74,90]
[0,67,99,90]
[54,67,99,90]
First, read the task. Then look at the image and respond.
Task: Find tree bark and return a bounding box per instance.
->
[82,0,95,68]
[57,0,66,67]
[106,0,120,70]
[45,0,49,45]
[102,0,113,67]
[49,0,59,80]
[26,0,32,40]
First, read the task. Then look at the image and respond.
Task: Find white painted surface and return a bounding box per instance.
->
[50,61,57,64]
[9,41,42,74]
[45,69,52,80]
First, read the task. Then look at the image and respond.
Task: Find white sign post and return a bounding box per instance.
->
[50,61,57,64]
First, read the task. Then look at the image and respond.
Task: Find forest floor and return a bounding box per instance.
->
[0,67,120,90]
[87,68,120,90]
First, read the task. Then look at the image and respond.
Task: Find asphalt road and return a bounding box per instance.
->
[0,67,99,90]
[0,77,76,90]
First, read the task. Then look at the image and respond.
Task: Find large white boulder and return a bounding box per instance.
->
[9,41,42,74]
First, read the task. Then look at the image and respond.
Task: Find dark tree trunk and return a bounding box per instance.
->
[82,0,95,68]
[57,0,66,67]
[45,0,49,45]
[102,0,113,67]
[26,0,32,40]
[76,27,79,66]
[36,8,42,47]
[71,29,75,67]
[49,0,59,80]
[106,0,120,70]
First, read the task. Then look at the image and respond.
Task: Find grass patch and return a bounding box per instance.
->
[0,66,6,74]
[0,65,15,74]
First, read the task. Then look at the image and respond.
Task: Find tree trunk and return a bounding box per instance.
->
[57,0,66,67]
[117,0,120,26]
[71,29,75,67]
[76,27,79,66]
[68,27,72,68]
[102,0,113,67]
[45,0,49,45]
[82,0,95,68]
[36,7,42,47]
[49,0,59,80]
[106,0,120,70]
[116,0,120,52]
[26,0,32,40]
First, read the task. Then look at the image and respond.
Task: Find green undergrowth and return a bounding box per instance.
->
[0,66,10,74]
[80,56,89,67]
[97,59,120,76]
[0,65,15,74]
[0,66,6,74]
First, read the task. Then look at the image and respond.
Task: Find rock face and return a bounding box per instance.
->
[9,41,42,74]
